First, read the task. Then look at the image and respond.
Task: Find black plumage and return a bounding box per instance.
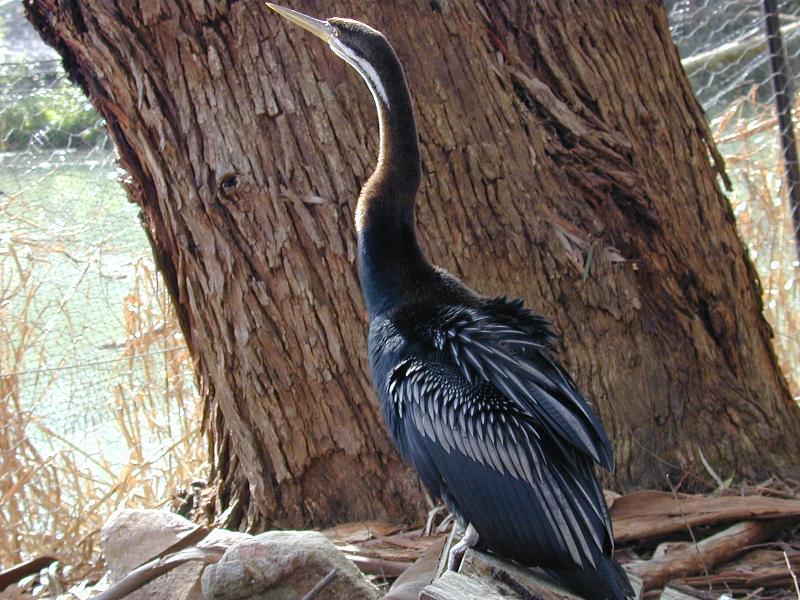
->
[372,288,630,598]
[267,5,633,598]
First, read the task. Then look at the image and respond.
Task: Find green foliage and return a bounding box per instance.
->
[0,64,106,151]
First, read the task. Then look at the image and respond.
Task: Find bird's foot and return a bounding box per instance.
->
[447,523,479,571]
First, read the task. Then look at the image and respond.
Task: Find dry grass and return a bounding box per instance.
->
[712,88,800,398]
[0,181,205,588]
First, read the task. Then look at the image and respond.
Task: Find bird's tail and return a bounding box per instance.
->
[543,555,634,600]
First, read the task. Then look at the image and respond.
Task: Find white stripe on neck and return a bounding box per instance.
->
[330,39,390,109]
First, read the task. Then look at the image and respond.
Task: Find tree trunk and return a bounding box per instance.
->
[26,0,800,531]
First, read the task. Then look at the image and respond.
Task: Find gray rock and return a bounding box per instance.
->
[100,509,250,600]
[101,509,196,580]
[201,530,379,600]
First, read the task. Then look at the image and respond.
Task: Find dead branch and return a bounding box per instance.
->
[145,525,212,565]
[344,554,409,578]
[459,549,587,599]
[679,567,796,590]
[420,570,508,600]
[681,21,800,76]
[92,546,225,600]
[384,537,445,600]
[627,519,789,591]
[611,491,800,543]
[0,556,58,593]
[785,550,800,597]
[300,568,338,600]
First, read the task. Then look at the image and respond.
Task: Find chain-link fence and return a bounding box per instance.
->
[0,0,204,576]
[667,0,800,396]
[1,0,800,584]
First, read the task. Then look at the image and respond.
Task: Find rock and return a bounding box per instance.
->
[100,509,250,600]
[201,530,379,600]
[101,509,195,580]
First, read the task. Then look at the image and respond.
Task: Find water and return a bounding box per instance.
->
[0,148,164,464]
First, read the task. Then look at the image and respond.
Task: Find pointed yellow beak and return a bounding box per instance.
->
[266,3,335,42]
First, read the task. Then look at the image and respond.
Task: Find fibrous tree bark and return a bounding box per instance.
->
[26,0,800,531]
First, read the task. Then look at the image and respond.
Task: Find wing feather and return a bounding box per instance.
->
[387,359,612,570]
[433,307,613,469]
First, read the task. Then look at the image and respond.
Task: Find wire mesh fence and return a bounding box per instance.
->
[1,0,800,586]
[0,0,205,578]
[667,0,800,396]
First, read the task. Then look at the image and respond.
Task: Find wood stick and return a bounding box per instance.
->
[459,549,583,600]
[678,567,794,589]
[93,546,225,600]
[786,550,800,598]
[344,554,409,577]
[659,584,717,600]
[0,556,58,593]
[420,570,507,600]
[147,525,212,563]
[301,568,338,600]
[681,20,800,76]
[627,519,789,591]
[611,491,800,543]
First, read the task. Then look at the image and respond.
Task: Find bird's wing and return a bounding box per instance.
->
[387,358,612,569]
[479,295,557,349]
[429,306,614,470]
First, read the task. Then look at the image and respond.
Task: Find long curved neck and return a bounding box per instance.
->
[356,58,420,229]
[352,45,432,317]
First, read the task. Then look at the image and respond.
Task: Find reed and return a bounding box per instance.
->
[712,87,800,398]
[0,192,205,588]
